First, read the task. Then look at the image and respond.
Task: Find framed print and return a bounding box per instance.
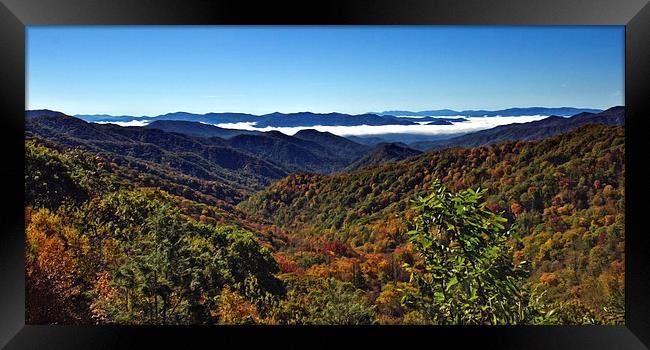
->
[1,0,649,348]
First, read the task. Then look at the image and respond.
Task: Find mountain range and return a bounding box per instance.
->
[410,106,624,151]
[25,112,381,200]
[75,111,431,127]
[25,107,624,193]
[72,107,602,129]
[371,107,603,117]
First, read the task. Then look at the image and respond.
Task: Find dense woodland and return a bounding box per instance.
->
[25,111,624,325]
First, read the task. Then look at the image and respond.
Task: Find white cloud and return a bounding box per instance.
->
[89,115,552,137]
[394,115,467,119]
[95,120,151,127]
[213,115,550,137]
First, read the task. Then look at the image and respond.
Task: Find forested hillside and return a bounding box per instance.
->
[241,124,625,323]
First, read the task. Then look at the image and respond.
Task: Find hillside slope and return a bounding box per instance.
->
[26,112,383,198]
[344,143,422,171]
[26,113,287,201]
[241,124,625,319]
[293,129,371,162]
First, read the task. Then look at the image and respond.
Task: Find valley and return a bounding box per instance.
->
[24,107,625,325]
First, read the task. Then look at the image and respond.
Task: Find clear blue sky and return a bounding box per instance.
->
[27,26,624,116]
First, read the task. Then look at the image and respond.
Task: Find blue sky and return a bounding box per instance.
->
[27,26,624,116]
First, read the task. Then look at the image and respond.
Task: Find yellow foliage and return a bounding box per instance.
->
[215,287,260,324]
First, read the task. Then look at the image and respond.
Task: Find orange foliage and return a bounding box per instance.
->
[26,209,87,324]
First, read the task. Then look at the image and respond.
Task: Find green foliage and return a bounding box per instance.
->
[264,275,375,325]
[25,140,91,209]
[265,274,322,325]
[81,189,283,324]
[308,278,376,325]
[403,180,534,324]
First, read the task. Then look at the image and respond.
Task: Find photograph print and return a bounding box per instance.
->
[25,26,625,325]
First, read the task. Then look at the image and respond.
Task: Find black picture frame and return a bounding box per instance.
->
[1,0,649,348]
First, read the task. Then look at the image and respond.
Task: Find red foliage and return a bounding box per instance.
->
[320,240,350,256]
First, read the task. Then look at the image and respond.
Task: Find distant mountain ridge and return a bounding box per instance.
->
[410,106,624,151]
[75,112,260,124]
[75,111,424,127]
[68,106,601,128]
[145,120,262,138]
[255,112,414,127]
[371,107,602,117]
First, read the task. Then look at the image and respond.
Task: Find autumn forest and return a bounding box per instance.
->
[24,106,625,325]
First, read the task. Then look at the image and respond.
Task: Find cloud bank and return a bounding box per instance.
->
[212,115,550,137]
[96,120,151,127]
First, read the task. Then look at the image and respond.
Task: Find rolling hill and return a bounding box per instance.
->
[25,112,382,199]
[224,131,357,174]
[145,120,371,173]
[344,143,422,172]
[293,129,371,160]
[26,112,288,201]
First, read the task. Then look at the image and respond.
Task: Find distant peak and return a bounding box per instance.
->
[603,106,624,112]
[295,129,324,135]
[25,109,68,118]
[262,112,284,117]
[264,130,288,136]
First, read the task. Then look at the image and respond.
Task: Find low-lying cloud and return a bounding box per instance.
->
[96,120,151,127]
[213,115,550,137]
[91,115,552,138]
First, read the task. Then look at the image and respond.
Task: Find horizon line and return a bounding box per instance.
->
[24,105,616,118]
